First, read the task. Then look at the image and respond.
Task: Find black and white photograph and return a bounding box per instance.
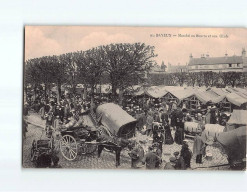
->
[23,26,247,171]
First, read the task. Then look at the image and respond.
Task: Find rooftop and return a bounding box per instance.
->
[188,55,243,66]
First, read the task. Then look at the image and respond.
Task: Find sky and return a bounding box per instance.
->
[25,26,247,66]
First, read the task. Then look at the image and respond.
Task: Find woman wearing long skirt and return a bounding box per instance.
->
[163,121,174,145]
[174,122,184,145]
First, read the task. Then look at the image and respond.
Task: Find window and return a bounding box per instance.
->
[237,63,240,67]
[229,64,232,68]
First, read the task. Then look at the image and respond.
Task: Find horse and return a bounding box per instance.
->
[97,135,132,167]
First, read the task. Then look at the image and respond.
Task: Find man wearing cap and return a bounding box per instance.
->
[160,109,169,125]
[142,146,161,169]
[164,157,176,170]
[180,141,192,169]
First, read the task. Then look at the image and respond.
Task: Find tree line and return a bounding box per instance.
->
[149,71,247,88]
[24,43,157,104]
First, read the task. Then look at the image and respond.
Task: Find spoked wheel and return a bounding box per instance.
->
[60,135,78,161]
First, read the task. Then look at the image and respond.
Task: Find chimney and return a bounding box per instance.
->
[206,53,209,58]
[225,51,228,57]
[201,54,205,58]
[242,48,246,57]
[189,53,193,59]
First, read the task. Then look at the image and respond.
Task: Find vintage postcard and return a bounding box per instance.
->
[23,26,247,170]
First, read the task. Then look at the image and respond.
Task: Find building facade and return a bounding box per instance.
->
[167,63,188,73]
[188,48,247,72]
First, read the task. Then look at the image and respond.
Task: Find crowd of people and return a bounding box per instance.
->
[24,89,232,170]
[121,96,231,170]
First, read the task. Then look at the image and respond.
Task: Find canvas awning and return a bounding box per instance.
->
[227,110,247,125]
[207,87,230,97]
[188,91,219,104]
[167,88,195,101]
[225,93,247,107]
[144,86,168,98]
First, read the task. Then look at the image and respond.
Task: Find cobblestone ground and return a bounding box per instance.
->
[22,112,230,170]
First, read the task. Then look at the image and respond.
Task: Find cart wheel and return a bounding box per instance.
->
[60,135,78,161]
[86,143,97,154]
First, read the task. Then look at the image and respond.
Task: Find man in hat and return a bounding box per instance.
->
[174,124,184,145]
[128,141,145,169]
[160,108,169,125]
[170,108,177,130]
[153,142,162,158]
[193,132,206,164]
[153,127,164,155]
[171,101,177,111]
[175,107,184,128]
[210,105,217,124]
[135,108,143,132]
[173,151,186,170]
[164,157,176,170]
[184,113,192,122]
[142,146,161,169]
[153,108,160,122]
[180,141,192,169]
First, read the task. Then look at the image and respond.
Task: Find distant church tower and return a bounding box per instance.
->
[161,61,167,72]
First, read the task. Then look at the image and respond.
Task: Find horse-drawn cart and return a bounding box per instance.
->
[58,103,137,163]
[59,126,99,161]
